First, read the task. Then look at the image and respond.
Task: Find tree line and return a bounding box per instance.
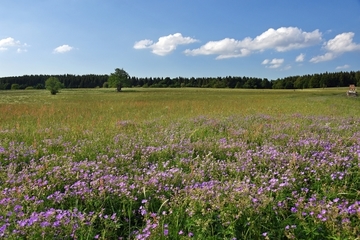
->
[1,71,359,90]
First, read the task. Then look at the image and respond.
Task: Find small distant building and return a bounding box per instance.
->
[347,84,357,97]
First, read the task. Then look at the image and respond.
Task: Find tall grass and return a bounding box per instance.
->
[0,88,360,239]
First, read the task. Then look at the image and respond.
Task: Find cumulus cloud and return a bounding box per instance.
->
[0,37,25,52]
[310,32,360,63]
[53,44,74,53]
[262,58,284,68]
[295,53,305,62]
[133,39,153,49]
[184,38,252,59]
[336,64,350,70]
[184,27,322,59]
[134,33,198,56]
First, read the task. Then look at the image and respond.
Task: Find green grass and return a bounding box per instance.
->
[1,87,360,239]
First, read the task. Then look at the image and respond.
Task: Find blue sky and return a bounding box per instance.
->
[1,0,360,80]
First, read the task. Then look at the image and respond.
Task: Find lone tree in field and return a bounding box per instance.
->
[108,68,130,92]
[45,77,63,95]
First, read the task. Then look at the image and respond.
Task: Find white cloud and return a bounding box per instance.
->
[325,32,360,53]
[0,37,24,51]
[17,48,28,53]
[184,27,322,59]
[295,53,305,62]
[134,33,198,56]
[336,64,350,70]
[262,58,284,68]
[283,65,292,70]
[262,59,270,65]
[310,32,360,63]
[252,27,322,52]
[53,44,74,53]
[310,52,335,63]
[133,39,153,49]
[184,38,252,59]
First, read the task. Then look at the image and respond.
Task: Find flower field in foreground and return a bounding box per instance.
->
[1,88,360,239]
[1,113,360,239]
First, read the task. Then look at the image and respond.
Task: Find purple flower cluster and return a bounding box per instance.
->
[0,114,360,238]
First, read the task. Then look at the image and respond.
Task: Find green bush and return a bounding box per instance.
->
[45,77,63,95]
[11,83,20,90]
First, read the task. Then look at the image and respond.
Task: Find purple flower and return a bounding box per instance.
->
[17,220,27,227]
[40,221,50,227]
[290,207,297,213]
[139,206,147,216]
[13,205,22,212]
[164,229,168,236]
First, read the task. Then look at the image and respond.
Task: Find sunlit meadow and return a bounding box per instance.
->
[1,88,360,239]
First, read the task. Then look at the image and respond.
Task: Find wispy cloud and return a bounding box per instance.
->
[184,27,322,59]
[336,64,350,70]
[134,33,198,56]
[295,53,305,62]
[310,32,360,63]
[262,58,284,68]
[0,37,27,52]
[17,48,28,53]
[53,44,74,53]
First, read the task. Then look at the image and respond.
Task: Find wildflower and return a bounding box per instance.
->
[290,207,297,213]
[139,206,147,216]
[13,205,22,212]
[179,230,183,235]
[40,221,50,227]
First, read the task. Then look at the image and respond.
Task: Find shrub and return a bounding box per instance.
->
[45,77,63,95]
[11,83,20,90]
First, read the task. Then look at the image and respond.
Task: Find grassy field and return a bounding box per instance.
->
[1,88,360,239]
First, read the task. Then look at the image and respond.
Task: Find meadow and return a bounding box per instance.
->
[0,88,360,239]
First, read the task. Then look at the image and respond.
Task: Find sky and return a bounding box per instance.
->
[1,0,360,80]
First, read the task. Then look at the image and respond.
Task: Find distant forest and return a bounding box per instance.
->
[1,71,360,90]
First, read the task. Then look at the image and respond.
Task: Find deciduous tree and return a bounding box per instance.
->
[108,68,130,92]
[45,77,62,95]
